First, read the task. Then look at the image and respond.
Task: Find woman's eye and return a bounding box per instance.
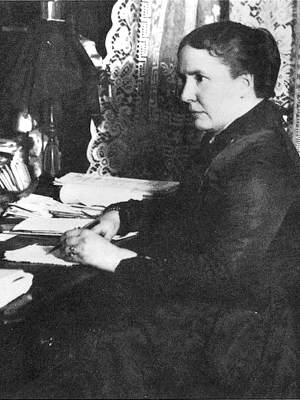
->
[195,74,204,83]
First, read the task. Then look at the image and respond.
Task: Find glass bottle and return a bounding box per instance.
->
[43,104,61,178]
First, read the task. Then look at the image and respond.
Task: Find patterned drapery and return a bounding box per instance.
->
[292,0,300,153]
[230,0,296,141]
[87,0,221,179]
[87,0,299,179]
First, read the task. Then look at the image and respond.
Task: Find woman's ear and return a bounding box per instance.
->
[238,73,255,98]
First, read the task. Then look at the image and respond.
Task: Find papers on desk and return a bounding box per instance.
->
[6,216,138,242]
[10,217,94,236]
[0,269,33,308]
[3,174,178,220]
[55,172,179,207]
[4,244,77,267]
[4,231,138,266]
[3,193,103,219]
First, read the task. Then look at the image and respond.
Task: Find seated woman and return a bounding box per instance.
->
[18,21,300,399]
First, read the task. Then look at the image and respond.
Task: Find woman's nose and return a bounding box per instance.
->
[181,80,197,104]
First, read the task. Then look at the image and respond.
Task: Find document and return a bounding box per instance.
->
[10,217,138,241]
[0,268,33,308]
[4,244,77,266]
[11,217,94,235]
[3,232,138,266]
[3,193,102,219]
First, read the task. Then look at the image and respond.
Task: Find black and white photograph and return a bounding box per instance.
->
[0,0,299,398]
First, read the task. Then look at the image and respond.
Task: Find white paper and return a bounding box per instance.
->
[59,184,144,206]
[4,193,93,219]
[4,244,77,266]
[55,173,179,206]
[0,233,16,241]
[12,217,93,235]
[0,269,33,308]
[55,172,179,191]
[113,231,138,241]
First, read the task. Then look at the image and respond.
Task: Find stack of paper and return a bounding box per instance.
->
[3,194,103,219]
[7,216,138,241]
[10,217,94,236]
[54,172,179,207]
[0,269,33,308]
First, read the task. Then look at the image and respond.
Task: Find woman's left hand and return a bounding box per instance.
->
[59,228,137,272]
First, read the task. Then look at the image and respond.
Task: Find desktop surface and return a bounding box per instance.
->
[0,212,116,396]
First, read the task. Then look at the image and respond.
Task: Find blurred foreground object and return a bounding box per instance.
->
[0,137,37,215]
[0,138,32,192]
[15,109,43,179]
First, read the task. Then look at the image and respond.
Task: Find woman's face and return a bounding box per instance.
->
[178,45,244,132]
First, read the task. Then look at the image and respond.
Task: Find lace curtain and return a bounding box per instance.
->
[230,0,296,143]
[87,0,299,179]
[87,0,221,179]
[292,0,300,153]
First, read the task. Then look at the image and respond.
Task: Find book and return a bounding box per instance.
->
[54,173,179,207]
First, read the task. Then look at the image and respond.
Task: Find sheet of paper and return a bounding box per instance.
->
[12,217,93,235]
[4,244,78,266]
[113,231,138,241]
[0,233,16,241]
[0,269,33,308]
[4,193,97,219]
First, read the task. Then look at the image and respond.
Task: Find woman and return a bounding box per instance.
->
[20,21,300,398]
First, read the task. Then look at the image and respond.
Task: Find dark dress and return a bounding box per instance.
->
[17,100,300,399]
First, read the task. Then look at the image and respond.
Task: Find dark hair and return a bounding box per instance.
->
[178,21,280,98]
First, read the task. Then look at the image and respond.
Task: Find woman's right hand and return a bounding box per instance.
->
[91,210,120,241]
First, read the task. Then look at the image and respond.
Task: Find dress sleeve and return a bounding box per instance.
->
[114,141,294,307]
[109,190,183,236]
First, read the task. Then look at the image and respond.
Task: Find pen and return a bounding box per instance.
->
[2,230,62,236]
[47,218,101,254]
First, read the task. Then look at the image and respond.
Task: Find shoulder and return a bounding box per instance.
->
[207,127,300,204]
[213,126,291,174]
[213,99,289,167]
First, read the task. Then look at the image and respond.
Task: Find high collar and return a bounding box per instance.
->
[211,99,284,151]
[190,99,284,171]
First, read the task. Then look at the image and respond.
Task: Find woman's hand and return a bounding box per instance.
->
[91,210,120,241]
[59,228,136,272]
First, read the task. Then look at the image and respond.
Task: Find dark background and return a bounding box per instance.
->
[0,1,116,174]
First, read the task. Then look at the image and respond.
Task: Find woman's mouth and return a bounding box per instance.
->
[191,111,206,118]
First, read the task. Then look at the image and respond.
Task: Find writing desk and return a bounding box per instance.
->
[0,219,116,396]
